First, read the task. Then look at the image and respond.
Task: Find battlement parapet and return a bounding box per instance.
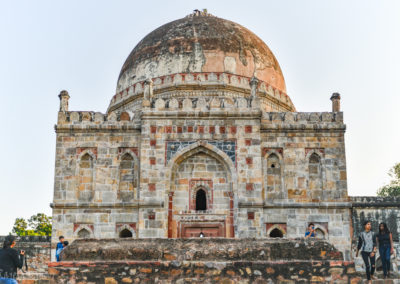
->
[260,112,345,132]
[57,110,140,125]
[262,111,343,123]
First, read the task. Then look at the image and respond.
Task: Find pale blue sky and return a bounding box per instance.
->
[0,0,399,235]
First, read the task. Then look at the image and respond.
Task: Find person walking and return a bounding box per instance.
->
[0,236,25,284]
[356,221,377,283]
[376,222,394,279]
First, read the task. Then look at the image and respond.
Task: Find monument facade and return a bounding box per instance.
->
[51,11,351,258]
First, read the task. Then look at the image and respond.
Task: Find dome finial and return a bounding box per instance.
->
[188,9,212,17]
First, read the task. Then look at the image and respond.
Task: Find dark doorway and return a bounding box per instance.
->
[119,228,133,238]
[269,228,283,238]
[196,189,207,211]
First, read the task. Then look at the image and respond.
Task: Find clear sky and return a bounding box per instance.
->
[0,0,399,235]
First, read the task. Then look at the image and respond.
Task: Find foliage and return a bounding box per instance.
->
[11,213,52,236]
[377,163,400,197]
[12,218,28,236]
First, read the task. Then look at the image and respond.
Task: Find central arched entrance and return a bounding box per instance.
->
[166,143,236,238]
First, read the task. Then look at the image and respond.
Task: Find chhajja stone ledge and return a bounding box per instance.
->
[237,202,351,209]
[50,200,164,209]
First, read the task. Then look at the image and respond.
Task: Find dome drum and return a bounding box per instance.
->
[108,71,295,113]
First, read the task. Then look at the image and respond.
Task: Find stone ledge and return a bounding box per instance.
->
[55,124,141,133]
[260,202,352,209]
[50,200,163,209]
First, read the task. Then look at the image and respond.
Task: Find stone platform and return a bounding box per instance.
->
[48,238,362,283]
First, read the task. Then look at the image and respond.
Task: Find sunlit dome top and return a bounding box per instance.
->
[110,11,295,112]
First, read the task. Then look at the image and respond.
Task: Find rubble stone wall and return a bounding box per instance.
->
[48,238,360,283]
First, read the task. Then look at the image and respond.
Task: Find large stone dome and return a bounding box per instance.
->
[109,11,295,112]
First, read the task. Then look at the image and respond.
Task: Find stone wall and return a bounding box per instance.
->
[259,111,351,259]
[0,236,50,283]
[351,196,400,274]
[52,98,351,259]
[48,238,360,283]
[51,113,142,251]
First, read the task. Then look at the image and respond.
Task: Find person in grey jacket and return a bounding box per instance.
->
[356,221,377,282]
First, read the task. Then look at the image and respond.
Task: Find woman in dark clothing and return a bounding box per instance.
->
[0,236,24,284]
[356,220,377,283]
[376,222,394,278]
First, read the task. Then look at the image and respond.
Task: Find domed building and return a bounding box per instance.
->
[51,11,350,258]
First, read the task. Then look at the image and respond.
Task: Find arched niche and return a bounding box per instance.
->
[165,142,237,239]
[119,228,133,238]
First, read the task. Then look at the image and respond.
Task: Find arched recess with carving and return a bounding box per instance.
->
[306,150,325,190]
[266,223,286,238]
[116,224,136,238]
[165,141,237,238]
[76,150,96,202]
[74,224,94,239]
[118,150,139,201]
[313,224,328,239]
[262,149,284,200]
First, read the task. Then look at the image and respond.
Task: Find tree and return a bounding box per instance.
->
[12,218,28,236]
[377,163,400,197]
[28,213,52,236]
[11,213,52,236]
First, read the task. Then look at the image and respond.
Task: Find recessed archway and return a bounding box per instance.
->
[77,228,91,239]
[166,143,236,239]
[269,228,284,238]
[119,228,133,238]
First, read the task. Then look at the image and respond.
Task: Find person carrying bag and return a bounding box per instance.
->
[356,221,377,283]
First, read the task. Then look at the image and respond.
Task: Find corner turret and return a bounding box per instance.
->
[59,90,70,112]
[330,92,341,112]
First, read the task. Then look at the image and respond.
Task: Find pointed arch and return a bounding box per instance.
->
[77,228,91,239]
[266,224,287,238]
[165,141,237,239]
[118,151,138,201]
[308,152,323,190]
[263,149,284,200]
[116,223,136,239]
[195,188,207,211]
[77,149,97,162]
[165,141,236,194]
[269,228,284,238]
[312,224,328,239]
[74,224,94,239]
[76,150,96,202]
